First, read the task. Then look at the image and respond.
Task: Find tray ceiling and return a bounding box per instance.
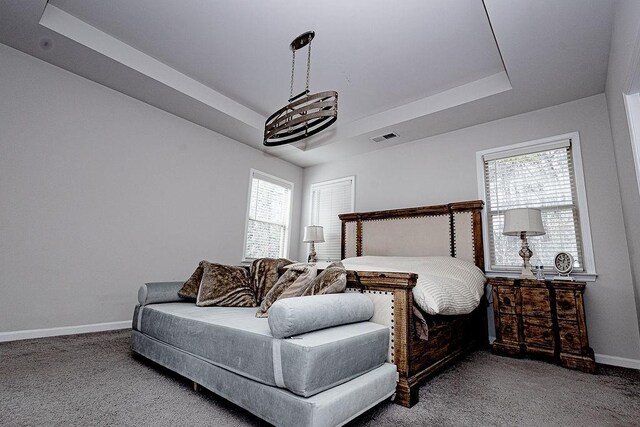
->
[0,0,614,167]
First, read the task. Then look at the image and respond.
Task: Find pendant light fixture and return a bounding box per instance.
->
[263,31,338,147]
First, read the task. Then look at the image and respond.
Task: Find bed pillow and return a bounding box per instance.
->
[268,293,374,339]
[255,263,317,317]
[302,261,347,296]
[250,257,294,305]
[177,261,204,300]
[196,261,256,307]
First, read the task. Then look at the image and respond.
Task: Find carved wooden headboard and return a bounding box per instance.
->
[339,200,485,271]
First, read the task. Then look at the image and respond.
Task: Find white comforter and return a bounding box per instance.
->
[341,256,486,315]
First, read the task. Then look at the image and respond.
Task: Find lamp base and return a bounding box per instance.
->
[519,232,536,279]
[308,242,317,263]
[520,267,536,280]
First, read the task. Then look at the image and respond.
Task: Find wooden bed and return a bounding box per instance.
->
[338,200,488,407]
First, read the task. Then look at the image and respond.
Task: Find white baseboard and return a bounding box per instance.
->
[0,320,130,343]
[594,353,640,370]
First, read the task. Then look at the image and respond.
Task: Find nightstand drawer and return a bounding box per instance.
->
[523,315,553,328]
[523,317,554,348]
[555,290,578,320]
[497,288,517,314]
[498,315,519,343]
[521,287,551,316]
[558,321,586,354]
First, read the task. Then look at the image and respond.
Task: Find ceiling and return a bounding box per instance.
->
[0,1,615,167]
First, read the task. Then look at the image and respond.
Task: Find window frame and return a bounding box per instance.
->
[242,169,294,263]
[476,132,597,281]
[309,175,355,262]
[623,92,640,196]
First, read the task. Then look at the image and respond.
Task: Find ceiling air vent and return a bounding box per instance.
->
[370,132,399,143]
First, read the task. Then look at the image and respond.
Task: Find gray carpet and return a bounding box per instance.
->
[1,330,638,427]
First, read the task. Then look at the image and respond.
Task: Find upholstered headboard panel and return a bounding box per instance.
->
[339,200,485,270]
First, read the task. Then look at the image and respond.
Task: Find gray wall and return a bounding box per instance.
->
[302,94,640,361]
[605,0,640,335]
[0,44,303,333]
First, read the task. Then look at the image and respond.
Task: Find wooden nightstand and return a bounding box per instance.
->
[490,277,596,373]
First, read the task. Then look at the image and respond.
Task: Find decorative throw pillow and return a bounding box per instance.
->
[250,258,293,305]
[255,263,317,318]
[177,261,204,300]
[196,261,256,307]
[302,262,347,296]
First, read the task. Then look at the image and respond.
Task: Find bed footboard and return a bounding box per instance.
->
[345,270,418,407]
[346,270,488,408]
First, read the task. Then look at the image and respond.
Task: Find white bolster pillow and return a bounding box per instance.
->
[138,282,184,306]
[268,293,374,339]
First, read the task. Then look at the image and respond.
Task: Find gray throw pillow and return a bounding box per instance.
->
[177,261,204,300]
[255,263,317,318]
[196,261,256,307]
[302,261,347,296]
[250,257,293,305]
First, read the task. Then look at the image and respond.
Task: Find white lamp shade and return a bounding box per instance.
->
[502,208,546,236]
[303,225,325,243]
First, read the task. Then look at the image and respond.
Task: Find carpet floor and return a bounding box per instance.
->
[1,329,639,426]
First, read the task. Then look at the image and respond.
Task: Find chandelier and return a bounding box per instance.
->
[263,31,338,147]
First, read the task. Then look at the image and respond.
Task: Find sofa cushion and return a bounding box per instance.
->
[196,262,256,307]
[268,293,374,339]
[137,303,389,397]
[132,330,398,427]
[250,257,293,304]
[255,263,317,317]
[177,261,204,300]
[302,261,347,296]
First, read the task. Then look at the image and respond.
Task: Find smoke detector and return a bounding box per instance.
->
[370,132,399,142]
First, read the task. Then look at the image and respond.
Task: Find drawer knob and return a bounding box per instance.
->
[560,301,573,310]
[503,297,511,305]
[565,333,574,341]
[504,325,512,334]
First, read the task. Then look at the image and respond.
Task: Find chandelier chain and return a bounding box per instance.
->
[305,36,312,92]
[289,49,296,99]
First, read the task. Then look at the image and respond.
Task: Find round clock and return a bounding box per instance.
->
[554,252,574,276]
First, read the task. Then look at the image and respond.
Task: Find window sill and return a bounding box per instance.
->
[485,270,598,282]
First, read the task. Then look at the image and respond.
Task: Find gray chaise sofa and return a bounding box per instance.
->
[131,281,398,427]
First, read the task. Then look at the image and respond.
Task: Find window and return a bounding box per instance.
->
[624,92,640,196]
[243,170,293,261]
[310,176,355,261]
[477,133,595,276]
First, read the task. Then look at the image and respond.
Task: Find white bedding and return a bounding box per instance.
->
[341,256,486,315]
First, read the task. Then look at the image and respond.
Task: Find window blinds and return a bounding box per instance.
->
[245,172,292,260]
[310,177,354,261]
[484,139,584,271]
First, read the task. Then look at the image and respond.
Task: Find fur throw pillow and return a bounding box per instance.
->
[255,263,317,318]
[302,262,347,296]
[196,261,256,307]
[177,261,204,300]
[250,258,293,305]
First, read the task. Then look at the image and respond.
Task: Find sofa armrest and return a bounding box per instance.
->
[138,281,184,306]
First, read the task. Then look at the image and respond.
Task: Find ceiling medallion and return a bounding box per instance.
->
[263,31,338,147]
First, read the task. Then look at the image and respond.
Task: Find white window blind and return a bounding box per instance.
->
[310,177,354,261]
[244,170,292,261]
[484,139,584,272]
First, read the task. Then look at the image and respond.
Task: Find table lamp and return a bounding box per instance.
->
[303,225,325,263]
[503,208,546,279]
